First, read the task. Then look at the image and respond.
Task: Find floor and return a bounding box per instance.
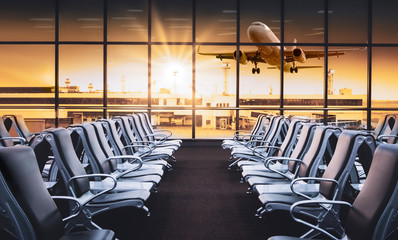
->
[93,145,304,240]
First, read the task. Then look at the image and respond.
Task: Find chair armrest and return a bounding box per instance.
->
[378,134,398,142]
[153,129,172,137]
[51,195,82,222]
[290,177,340,200]
[111,157,143,179]
[67,173,117,205]
[233,133,252,141]
[127,141,157,149]
[261,158,302,180]
[289,199,352,240]
[123,144,153,157]
[264,157,301,169]
[0,136,26,145]
[146,133,167,144]
[251,146,281,158]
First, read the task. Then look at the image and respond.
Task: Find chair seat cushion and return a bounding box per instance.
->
[60,229,114,240]
[91,189,151,204]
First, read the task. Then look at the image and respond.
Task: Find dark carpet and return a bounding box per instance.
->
[94,145,306,240]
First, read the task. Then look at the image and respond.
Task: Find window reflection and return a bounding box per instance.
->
[0,0,55,41]
[108,0,148,42]
[285,0,324,43]
[372,47,398,107]
[240,0,280,43]
[59,45,103,106]
[373,0,398,43]
[239,46,280,106]
[152,0,192,42]
[151,45,192,107]
[58,109,103,127]
[327,111,367,129]
[328,0,367,43]
[107,45,148,106]
[196,0,237,42]
[0,109,55,132]
[151,110,192,139]
[59,0,103,41]
[283,47,324,106]
[196,46,236,107]
[328,47,367,107]
[195,110,235,139]
[0,45,54,106]
[283,110,324,123]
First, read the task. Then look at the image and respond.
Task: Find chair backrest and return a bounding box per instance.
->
[136,113,156,142]
[114,116,140,154]
[345,144,398,240]
[259,117,287,156]
[0,146,65,240]
[99,119,127,156]
[45,128,91,197]
[0,118,14,147]
[319,130,376,200]
[259,116,279,144]
[286,123,317,172]
[248,114,267,138]
[91,122,116,158]
[373,114,396,139]
[2,115,33,142]
[276,119,302,158]
[70,123,117,173]
[296,126,341,178]
[384,117,398,144]
[129,114,149,142]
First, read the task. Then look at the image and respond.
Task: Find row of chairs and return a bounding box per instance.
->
[222,114,398,240]
[0,113,181,239]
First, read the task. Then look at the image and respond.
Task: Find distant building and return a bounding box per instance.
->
[339,88,352,95]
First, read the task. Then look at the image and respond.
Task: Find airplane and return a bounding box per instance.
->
[198,21,347,74]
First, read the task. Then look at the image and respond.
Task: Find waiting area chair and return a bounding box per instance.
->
[0,145,115,240]
[268,143,398,240]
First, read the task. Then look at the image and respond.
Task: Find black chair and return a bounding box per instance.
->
[0,118,26,147]
[130,114,180,151]
[268,143,398,240]
[255,130,376,224]
[2,114,39,145]
[248,125,339,191]
[44,128,152,218]
[222,114,267,149]
[0,145,115,240]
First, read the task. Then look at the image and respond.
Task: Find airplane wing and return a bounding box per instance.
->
[197,47,265,63]
[284,49,346,62]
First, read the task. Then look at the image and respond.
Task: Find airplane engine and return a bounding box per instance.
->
[233,50,248,64]
[292,48,306,63]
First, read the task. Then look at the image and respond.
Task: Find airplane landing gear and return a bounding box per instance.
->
[252,68,260,74]
[252,61,260,74]
[290,67,298,73]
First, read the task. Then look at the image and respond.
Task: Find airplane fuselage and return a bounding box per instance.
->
[247,22,293,72]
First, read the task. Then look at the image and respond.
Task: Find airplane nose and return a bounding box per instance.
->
[247,24,259,42]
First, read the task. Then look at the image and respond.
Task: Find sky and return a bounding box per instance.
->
[0,0,398,101]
